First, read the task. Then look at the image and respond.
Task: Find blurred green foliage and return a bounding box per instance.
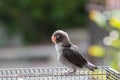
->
[0,0,87,44]
[89,9,120,71]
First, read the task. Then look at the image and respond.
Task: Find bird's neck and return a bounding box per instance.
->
[55,41,71,57]
[62,39,71,47]
[55,39,71,47]
[62,42,71,47]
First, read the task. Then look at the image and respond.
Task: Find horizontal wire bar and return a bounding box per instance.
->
[0,73,107,78]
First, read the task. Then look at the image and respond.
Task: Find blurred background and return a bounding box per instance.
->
[0,0,120,71]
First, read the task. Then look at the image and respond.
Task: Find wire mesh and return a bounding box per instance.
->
[0,66,119,80]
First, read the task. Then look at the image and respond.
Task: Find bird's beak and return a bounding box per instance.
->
[51,35,56,43]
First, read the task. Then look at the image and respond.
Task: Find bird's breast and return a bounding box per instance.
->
[55,45,63,55]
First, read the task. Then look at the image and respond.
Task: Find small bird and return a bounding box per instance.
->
[51,30,97,74]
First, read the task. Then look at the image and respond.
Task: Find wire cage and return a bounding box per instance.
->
[0,66,119,80]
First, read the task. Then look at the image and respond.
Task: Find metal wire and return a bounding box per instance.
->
[0,66,119,80]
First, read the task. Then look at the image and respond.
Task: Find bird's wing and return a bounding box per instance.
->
[62,48,87,68]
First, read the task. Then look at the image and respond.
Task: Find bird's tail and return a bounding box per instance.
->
[84,62,98,71]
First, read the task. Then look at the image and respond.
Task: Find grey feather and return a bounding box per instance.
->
[84,62,98,71]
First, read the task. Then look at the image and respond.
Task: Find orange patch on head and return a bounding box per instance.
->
[51,35,56,43]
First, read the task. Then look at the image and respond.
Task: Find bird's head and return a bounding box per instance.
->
[51,30,70,45]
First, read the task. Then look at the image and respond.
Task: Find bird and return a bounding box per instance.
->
[51,30,97,74]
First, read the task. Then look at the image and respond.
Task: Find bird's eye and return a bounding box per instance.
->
[56,35,61,38]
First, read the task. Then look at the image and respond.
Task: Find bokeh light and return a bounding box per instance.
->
[88,45,105,57]
[102,11,112,20]
[109,18,120,29]
[110,30,119,40]
[103,36,112,46]
[89,10,106,27]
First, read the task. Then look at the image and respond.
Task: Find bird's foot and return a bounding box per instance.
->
[68,68,76,73]
[61,69,76,75]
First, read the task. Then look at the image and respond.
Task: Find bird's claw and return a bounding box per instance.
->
[61,69,76,75]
